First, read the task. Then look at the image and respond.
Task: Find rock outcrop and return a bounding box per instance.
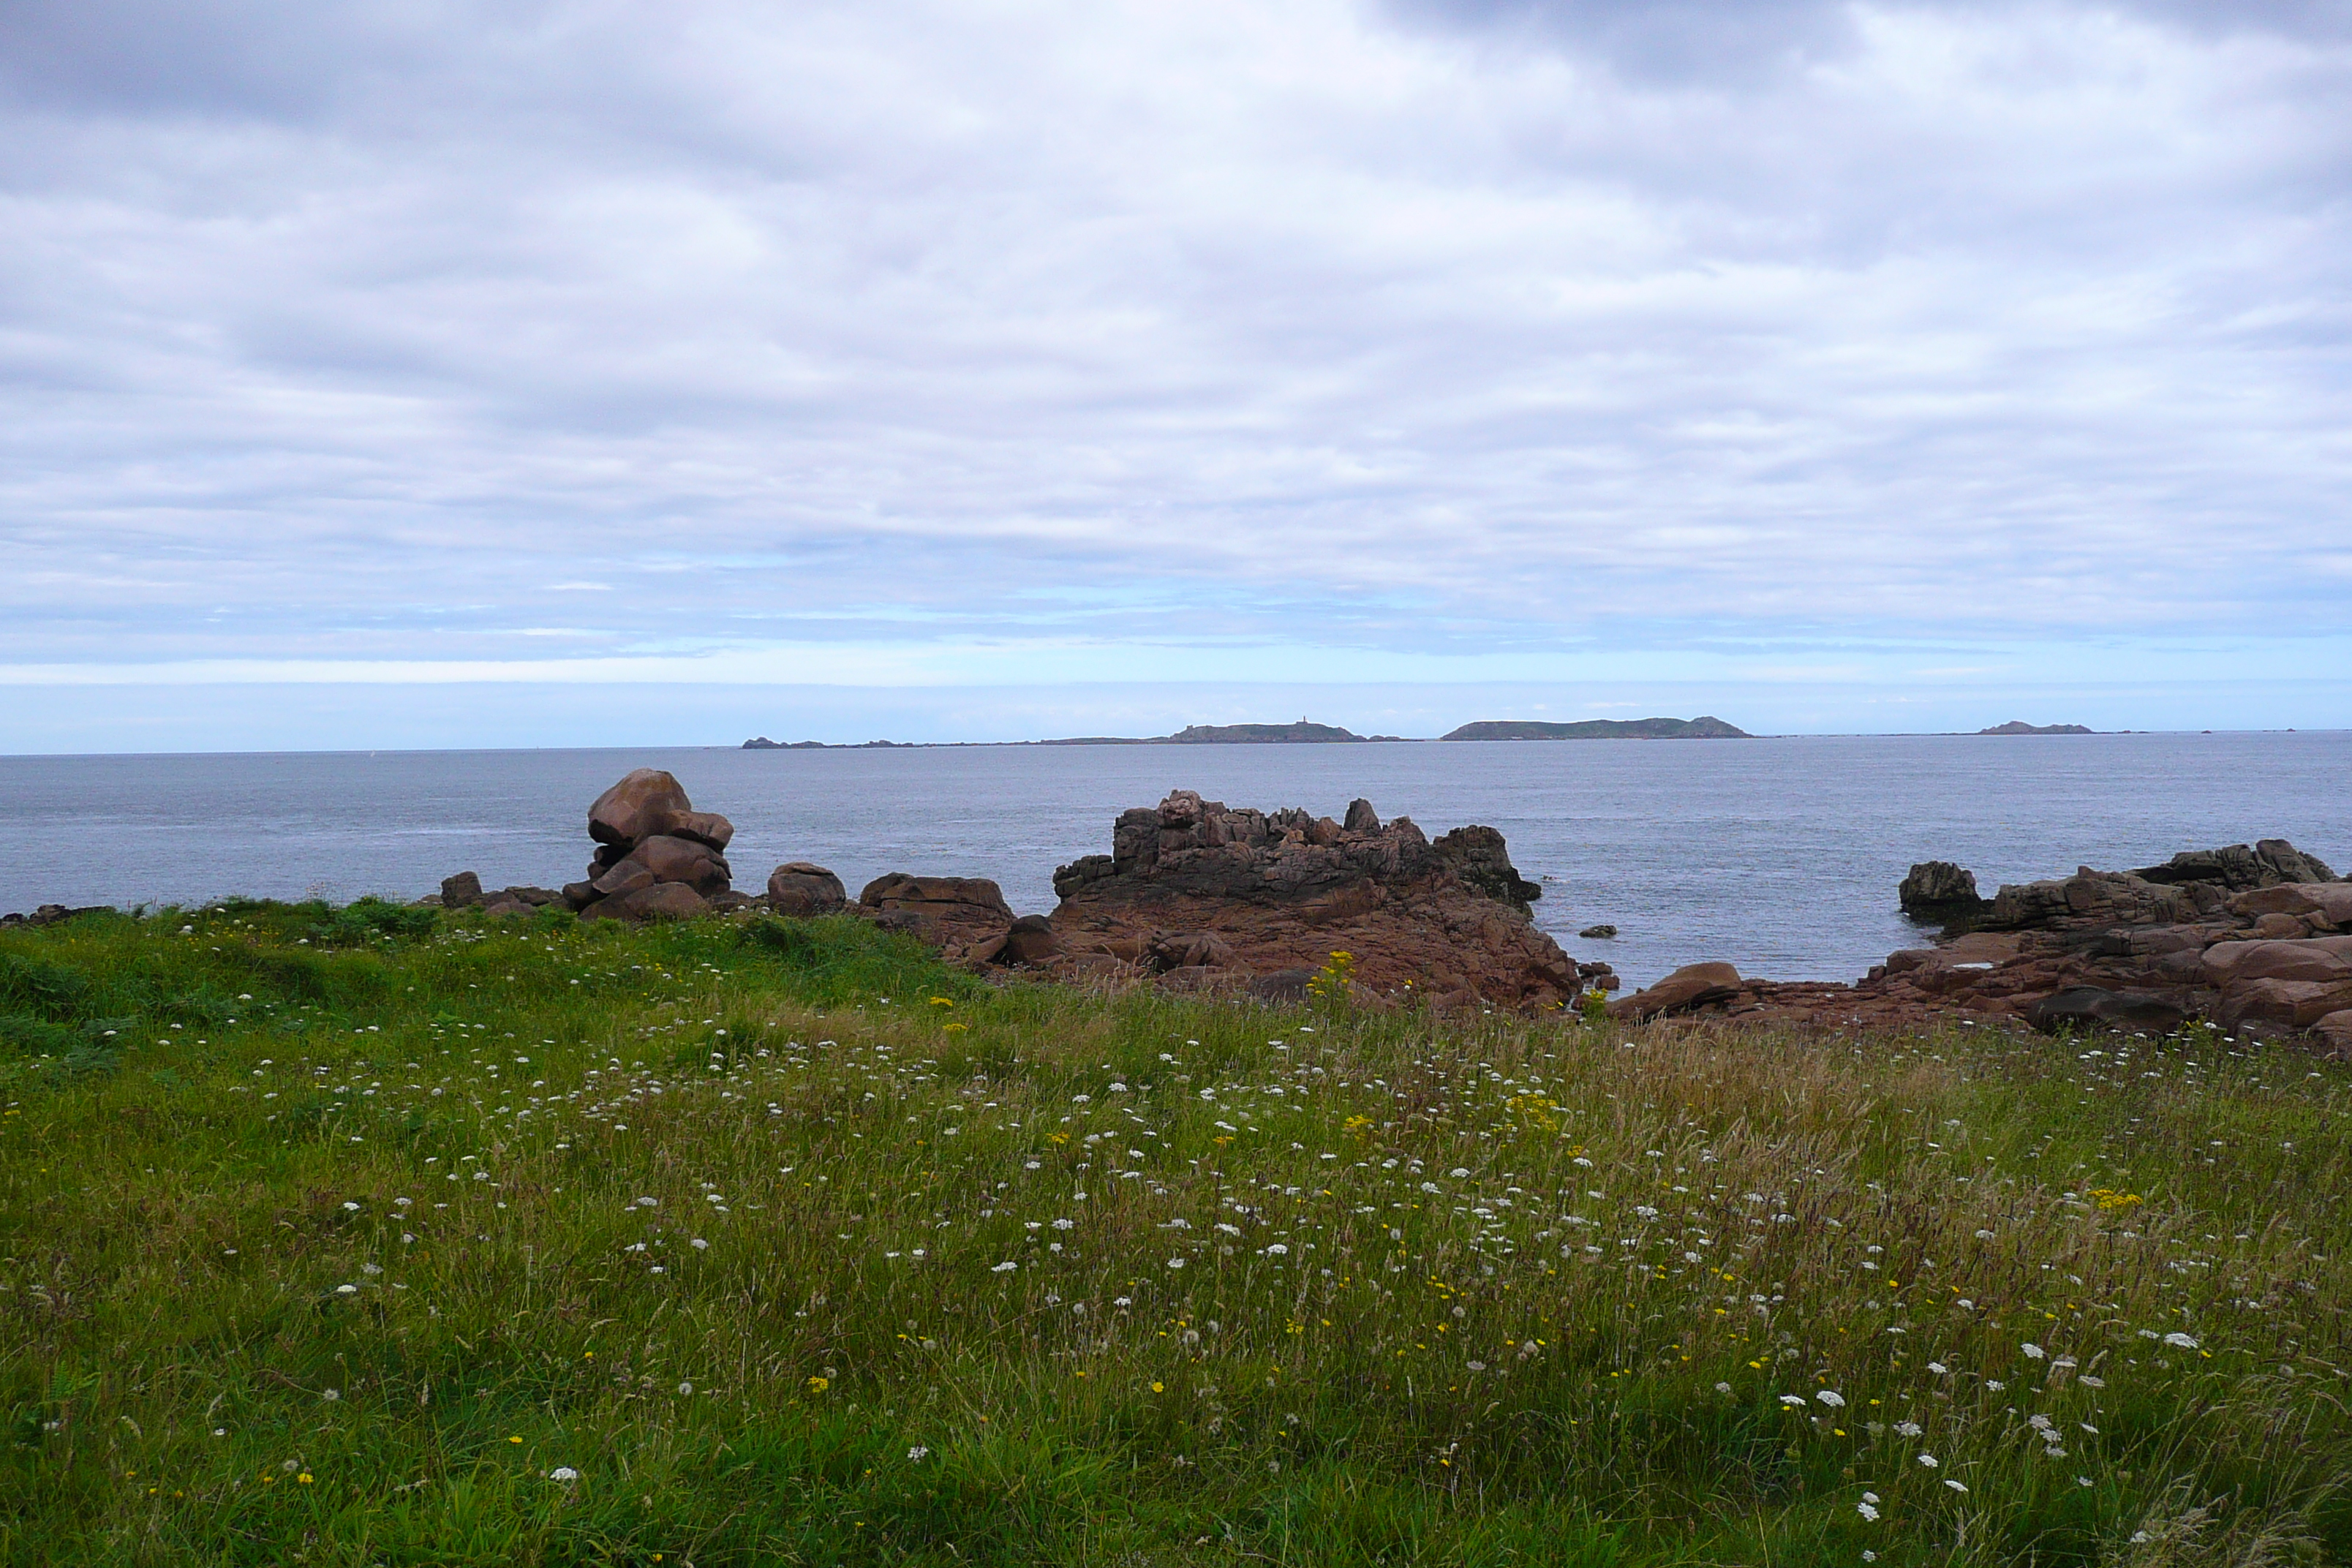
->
[1899,861,1984,924]
[564,769,739,921]
[1044,790,1578,1007]
[1604,838,2350,1046]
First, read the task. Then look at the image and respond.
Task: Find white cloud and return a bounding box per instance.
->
[0,0,2346,731]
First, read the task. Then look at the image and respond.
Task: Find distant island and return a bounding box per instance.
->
[1978,721,2095,736]
[1441,716,1751,741]
[745,715,1748,747]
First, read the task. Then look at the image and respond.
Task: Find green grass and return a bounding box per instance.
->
[2,901,2349,1567]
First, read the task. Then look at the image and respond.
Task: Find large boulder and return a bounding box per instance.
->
[440,871,484,909]
[1899,862,1983,921]
[589,769,694,848]
[1000,913,1060,965]
[859,873,1015,955]
[589,883,712,923]
[595,834,731,899]
[2199,937,2352,989]
[766,862,847,917]
[1609,962,1742,1021]
[2220,978,2352,1031]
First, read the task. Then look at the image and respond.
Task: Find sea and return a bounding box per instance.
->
[3,733,2346,990]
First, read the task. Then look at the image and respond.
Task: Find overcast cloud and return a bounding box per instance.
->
[2,0,2348,742]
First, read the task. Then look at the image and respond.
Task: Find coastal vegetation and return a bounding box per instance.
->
[2,903,2348,1566]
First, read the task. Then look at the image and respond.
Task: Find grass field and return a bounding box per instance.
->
[3,900,2348,1567]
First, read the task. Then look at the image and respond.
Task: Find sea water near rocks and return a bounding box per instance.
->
[2,733,2346,990]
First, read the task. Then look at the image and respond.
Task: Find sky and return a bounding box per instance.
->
[3,0,2348,749]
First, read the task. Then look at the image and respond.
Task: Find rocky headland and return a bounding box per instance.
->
[1040,791,1598,1008]
[1978,721,2096,735]
[1610,837,2351,1055]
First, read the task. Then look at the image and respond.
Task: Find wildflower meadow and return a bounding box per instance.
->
[2,901,2348,1565]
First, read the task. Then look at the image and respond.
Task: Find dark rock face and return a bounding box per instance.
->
[765,862,847,917]
[857,874,1015,957]
[2131,840,2337,890]
[1578,924,1618,940]
[1431,825,1542,908]
[1899,862,1983,921]
[1045,791,1577,1007]
[568,772,737,920]
[2027,987,2187,1034]
[440,871,484,909]
[1000,913,1060,965]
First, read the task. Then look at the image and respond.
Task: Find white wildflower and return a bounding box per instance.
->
[549,1466,579,1482]
[908,1445,930,1461]
[1816,1390,1846,1408]
[2163,1332,2199,1350]
[2021,1343,2046,1360]
[1917,1453,1940,1468]
[1857,1501,1880,1521]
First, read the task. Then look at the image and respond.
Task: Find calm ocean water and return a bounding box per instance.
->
[2,734,2345,989]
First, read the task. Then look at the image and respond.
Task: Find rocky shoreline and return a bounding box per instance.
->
[10,766,2345,1055]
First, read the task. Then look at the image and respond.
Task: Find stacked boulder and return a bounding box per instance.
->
[565,769,742,921]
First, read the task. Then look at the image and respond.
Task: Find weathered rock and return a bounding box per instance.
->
[1609,962,1741,1021]
[2130,839,2337,891]
[2315,1010,2352,1058]
[1001,913,1060,965]
[1344,798,1382,834]
[1899,861,1983,921]
[1047,791,1577,1006]
[589,769,693,848]
[1431,825,1542,907]
[589,883,712,922]
[610,834,732,897]
[480,892,533,919]
[2200,938,2352,989]
[859,873,1014,953]
[2026,987,2187,1034]
[1983,869,2209,931]
[1579,924,1618,940]
[766,862,847,917]
[2230,883,2352,926]
[2220,978,2352,1031]
[666,810,736,852]
[440,871,484,909]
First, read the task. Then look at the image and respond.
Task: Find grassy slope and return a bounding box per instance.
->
[1,902,2348,1567]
